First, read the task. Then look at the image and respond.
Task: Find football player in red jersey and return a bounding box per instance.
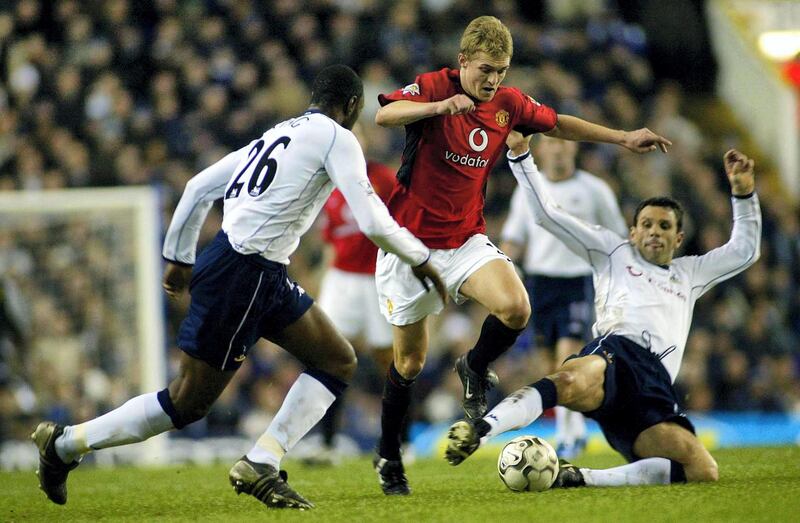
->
[372,15,672,495]
[312,123,399,463]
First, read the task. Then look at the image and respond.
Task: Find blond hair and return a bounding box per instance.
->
[459,16,513,60]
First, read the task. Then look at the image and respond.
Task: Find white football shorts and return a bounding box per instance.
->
[317,267,393,347]
[376,233,512,325]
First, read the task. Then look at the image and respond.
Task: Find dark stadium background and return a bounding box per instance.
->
[0,0,797,463]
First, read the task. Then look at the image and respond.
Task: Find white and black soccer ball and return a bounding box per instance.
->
[497,435,559,492]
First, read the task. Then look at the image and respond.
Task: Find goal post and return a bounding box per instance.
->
[0,187,168,466]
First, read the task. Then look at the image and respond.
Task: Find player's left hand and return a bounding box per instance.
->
[723,149,755,196]
[162,262,192,299]
[621,128,672,154]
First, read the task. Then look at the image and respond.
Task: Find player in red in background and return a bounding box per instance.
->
[311,123,400,463]
[372,15,672,495]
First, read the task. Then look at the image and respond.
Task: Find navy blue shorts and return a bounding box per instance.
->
[177,231,313,371]
[572,334,695,462]
[526,274,594,348]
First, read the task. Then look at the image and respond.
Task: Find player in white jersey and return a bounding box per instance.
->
[500,136,627,458]
[31,65,446,510]
[446,131,761,488]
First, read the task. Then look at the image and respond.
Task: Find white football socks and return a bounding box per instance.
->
[246,373,336,468]
[568,409,587,441]
[555,406,569,445]
[55,392,174,463]
[483,385,544,440]
[556,406,587,446]
[581,457,673,486]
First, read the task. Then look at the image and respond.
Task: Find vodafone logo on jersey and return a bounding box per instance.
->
[444,127,490,168]
[468,128,488,152]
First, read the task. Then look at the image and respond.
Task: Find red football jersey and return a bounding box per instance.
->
[321,161,397,274]
[379,68,558,248]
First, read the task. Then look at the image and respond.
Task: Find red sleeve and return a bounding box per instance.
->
[378,70,440,106]
[510,89,558,135]
[366,161,398,203]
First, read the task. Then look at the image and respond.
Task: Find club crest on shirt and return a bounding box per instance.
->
[401,83,420,96]
[495,109,509,127]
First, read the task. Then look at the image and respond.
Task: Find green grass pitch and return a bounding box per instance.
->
[3,446,799,522]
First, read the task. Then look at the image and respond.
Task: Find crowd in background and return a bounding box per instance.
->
[1,0,798,449]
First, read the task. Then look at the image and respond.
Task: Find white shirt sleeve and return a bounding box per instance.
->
[688,194,762,298]
[325,127,429,266]
[508,150,626,271]
[594,179,629,237]
[501,185,529,245]
[162,148,246,264]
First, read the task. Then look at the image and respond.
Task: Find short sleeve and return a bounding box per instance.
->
[378,72,437,106]
[511,90,558,135]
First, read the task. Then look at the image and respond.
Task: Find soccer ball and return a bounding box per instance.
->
[497,435,559,492]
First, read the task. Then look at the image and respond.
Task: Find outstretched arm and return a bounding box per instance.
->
[545,114,672,154]
[690,149,761,297]
[505,132,626,270]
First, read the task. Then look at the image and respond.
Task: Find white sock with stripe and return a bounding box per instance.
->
[483,386,544,440]
[581,457,672,486]
[55,392,174,463]
[246,372,337,468]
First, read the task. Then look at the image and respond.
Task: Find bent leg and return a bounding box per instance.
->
[377,319,427,462]
[460,259,530,329]
[460,260,530,377]
[482,354,606,439]
[56,352,234,463]
[553,337,588,452]
[248,304,356,467]
[633,421,719,482]
[268,303,357,382]
[574,422,715,487]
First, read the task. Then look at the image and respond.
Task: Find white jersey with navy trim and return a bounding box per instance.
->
[163,111,429,267]
[508,151,761,382]
[501,169,627,277]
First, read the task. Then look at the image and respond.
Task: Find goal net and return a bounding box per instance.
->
[0,187,167,468]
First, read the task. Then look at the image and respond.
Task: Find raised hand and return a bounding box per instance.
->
[621,128,672,154]
[436,94,476,116]
[723,149,755,196]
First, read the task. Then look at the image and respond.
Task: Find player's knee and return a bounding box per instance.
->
[688,457,719,483]
[172,398,212,426]
[394,353,425,379]
[323,344,358,382]
[340,352,358,380]
[704,462,720,482]
[494,294,531,330]
[547,370,580,402]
